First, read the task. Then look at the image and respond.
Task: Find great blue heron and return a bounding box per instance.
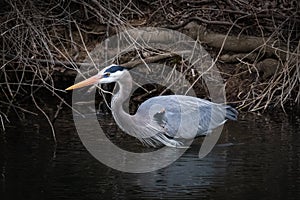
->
[66,64,238,147]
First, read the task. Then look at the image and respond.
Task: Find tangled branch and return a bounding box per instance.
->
[0,0,299,136]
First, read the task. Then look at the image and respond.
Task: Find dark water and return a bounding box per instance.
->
[0,108,300,200]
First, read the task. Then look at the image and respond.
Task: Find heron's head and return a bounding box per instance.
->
[65,64,127,90]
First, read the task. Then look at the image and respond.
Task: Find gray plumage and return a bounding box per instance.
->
[105,65,238,148]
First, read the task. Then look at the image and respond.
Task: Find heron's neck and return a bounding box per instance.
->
[111,71,135,131]
[110,71,164,146]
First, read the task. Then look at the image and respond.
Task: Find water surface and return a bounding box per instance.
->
[0,109,299,200]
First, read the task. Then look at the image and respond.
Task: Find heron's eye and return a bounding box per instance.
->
[104,72,110,77]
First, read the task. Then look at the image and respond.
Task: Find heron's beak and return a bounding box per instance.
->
[65,75,101,90]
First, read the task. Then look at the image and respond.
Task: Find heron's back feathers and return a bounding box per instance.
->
[133,95,238,147]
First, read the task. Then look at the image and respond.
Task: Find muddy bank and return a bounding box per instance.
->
[0,0,299,122]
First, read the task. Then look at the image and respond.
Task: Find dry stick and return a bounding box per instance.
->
[16,65,55,104]
[122,29,152,71]
[31,72,57,143]
[1,75,26,121]
[74,20,97,70]
[122,52,181,68]
[52,99,64,124]
[0,99,38,116]
[165,16,242,30]
[2,68,13,97]
[3,53,91,69]
[0,111,9,131]
[31,92,57,143]
[11,63,27,102]
[226,0,239,10]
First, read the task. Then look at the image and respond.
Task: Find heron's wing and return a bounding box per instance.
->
[153,109,167,127]
[138,95,228,138]
[136,95,237,143]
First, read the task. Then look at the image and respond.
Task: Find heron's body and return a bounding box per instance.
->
[66,64,238,148]
[135,95,236,138]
